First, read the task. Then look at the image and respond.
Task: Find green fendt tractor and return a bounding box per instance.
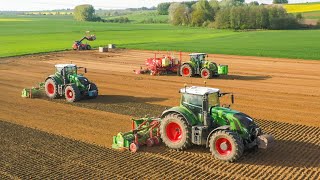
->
[160,86,274,162]
[180,53,228,79]
[44,64,98,102]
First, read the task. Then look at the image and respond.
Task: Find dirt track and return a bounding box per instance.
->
[0,49,320,179]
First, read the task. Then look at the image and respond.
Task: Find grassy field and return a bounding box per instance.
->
[0,15,320,60]
[104,10,168,23]
[301,10,320,19]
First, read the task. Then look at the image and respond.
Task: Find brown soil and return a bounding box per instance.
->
[0,49,320,179]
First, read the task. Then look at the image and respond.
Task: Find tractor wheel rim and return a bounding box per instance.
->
[202,71,208,77]
[47,83,54,94]
[146,139,154,147]
[166,122,183,142]
[215,137,232,156]
[130,143,137,152]
[66,89,73,99]
[182,67,190,76]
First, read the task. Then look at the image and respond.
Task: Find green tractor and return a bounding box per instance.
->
[179,53,228,79]
[160,86,274,162]
[44,64,98,102]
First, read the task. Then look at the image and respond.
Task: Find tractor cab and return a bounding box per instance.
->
[55,64,77,76]
[189,53,207,63]
[180,86,221,125]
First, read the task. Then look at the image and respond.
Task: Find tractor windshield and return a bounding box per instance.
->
[56,66,77,75]
[208,92,220,107]
[181,94,202,107]
[199,55,205,61]
[65,66,77,74]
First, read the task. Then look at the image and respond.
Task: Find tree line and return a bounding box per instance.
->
[158,0,303,30]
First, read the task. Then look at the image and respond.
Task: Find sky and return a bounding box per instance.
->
[0,0,319,11]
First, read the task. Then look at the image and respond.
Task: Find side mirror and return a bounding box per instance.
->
[84,68,87,73]
[231,94,234,104]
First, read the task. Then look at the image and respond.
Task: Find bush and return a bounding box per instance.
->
[213,6,301,30]
[270,16,300,29]
[167,0,302,30]
[73,4,95,21]
[214,8,231,29]
[273,0,288,4]
[191,0,214,26]
[169,3,190,25]
[157,2,171,15]
[140,18,168,24]
[106,17,130,23]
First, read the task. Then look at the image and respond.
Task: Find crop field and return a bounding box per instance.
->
[284,2,320,13]
[1,15,320,60]
[0,49,320,179]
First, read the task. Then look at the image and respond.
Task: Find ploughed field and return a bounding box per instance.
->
[0,50,319,179]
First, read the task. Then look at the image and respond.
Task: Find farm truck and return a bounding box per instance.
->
[160,86,274,162]
[180,53,228,79]
[44,64,98,102]
[72,31,96,50]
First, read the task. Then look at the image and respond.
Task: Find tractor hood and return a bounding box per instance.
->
[77,76,90,86]
[211,107,239,122]
[211,107,256,129]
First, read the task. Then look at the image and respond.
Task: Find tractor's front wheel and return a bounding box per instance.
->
[201,68,212,79]
[45,78,58,99]
[86,45,91,50]
[160,113,191,150]
[209,130,244,162]
[180,64,194,77]
[64,84,81,102]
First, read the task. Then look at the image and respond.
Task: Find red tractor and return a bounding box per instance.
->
[72,32,96,50]
[134,53,181,75]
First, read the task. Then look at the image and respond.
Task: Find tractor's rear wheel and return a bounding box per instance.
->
[64,84,81,102]
[45,78,58,99]
[160,113,191,150]
[209,130,244,162]
[180,64,194,77]
[201,68,212,79]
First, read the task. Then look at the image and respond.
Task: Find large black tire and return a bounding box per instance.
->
[88,83,98,99]
[160,113,191,150]
[200,68,212,79]
[180,64,194,77]
[64,84,81,102]
[45,78,58,99]
[209,130,244,162]
[86,45,91,50]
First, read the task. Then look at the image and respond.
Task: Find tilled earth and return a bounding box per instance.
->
[0,50,319,179]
